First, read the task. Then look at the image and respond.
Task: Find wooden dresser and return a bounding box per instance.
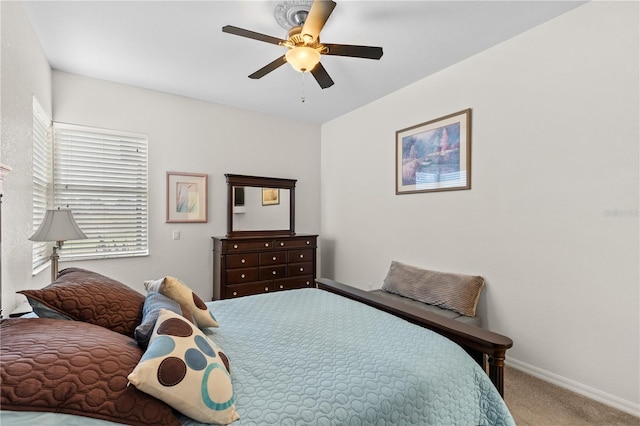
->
[212,234,318,300]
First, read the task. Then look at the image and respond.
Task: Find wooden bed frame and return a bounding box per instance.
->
[316,278,513,397]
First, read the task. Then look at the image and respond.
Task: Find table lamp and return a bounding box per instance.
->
[29,208,87,282]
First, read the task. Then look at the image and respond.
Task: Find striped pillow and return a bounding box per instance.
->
[134,292,193,349]
[381,261,484,317]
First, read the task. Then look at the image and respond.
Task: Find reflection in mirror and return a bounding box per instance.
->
[233,186,246,214]
[226,174,296,237]
[232,186,290,231]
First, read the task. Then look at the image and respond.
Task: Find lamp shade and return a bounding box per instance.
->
[29,209,87,242]
[285,46,321,73]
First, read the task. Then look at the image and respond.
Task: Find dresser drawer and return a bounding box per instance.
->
[259,251,287,265]
[288,249,313,263]
[259,265,287,280]
[226,268,258,284]
[227,253,258,269]
[223,239,273,252]
[274,237,316,249]
[274,276,314,291]
[288,262,313,277]
[225,281,272,298]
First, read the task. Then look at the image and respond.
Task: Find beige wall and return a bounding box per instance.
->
[1,1,52,315]
[320,1,639,415]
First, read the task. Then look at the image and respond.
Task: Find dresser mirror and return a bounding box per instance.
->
[226,174,296,237]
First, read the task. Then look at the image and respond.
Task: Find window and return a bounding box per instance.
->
[32,98,52,271]
[32,119,149,271]
[52,123,149,260]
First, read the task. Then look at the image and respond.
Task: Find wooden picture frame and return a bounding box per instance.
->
[166,172,208,223]
[396,109,471,194]
[262,188,280,206]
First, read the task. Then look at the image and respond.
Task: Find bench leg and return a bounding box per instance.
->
[488,352,506,397]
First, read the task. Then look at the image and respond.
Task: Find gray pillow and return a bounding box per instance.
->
[134,292,183,349]
[381,261,484,317]
[23,296,72,320]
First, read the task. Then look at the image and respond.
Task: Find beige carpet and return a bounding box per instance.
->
[504,366,640,425]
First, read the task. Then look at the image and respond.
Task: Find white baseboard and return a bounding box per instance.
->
[507,358,640,418]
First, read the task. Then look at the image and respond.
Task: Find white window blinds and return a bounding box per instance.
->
[52,123,149,260]
[32,98,52,271]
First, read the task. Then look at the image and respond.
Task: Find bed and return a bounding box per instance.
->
[1,268,515,425]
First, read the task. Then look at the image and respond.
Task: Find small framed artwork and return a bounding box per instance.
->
[166,172,208,223]
[262,188,280,206]
[396,108,471,194]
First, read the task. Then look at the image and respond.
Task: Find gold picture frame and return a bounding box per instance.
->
[262,188,280,206]
[396,109,471,194]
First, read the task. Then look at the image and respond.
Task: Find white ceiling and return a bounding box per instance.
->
[22,0,585,124]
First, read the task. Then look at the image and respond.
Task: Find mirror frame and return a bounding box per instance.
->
[226,174,296,237]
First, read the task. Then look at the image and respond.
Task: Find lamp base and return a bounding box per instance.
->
[50,243,61,283]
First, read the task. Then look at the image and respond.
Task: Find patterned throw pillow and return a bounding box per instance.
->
[145,276,218,328]
[128,309,238,424]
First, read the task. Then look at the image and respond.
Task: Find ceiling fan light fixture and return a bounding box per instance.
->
[285,46,321,73]
[274,0,313,30]
[224,0,381,89]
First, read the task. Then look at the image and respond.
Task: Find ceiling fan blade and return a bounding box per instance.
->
[310,62,334,89]
[301,0,336,43]
[323,43,383,60]
[248,56,287,79]
[222,25,285,46]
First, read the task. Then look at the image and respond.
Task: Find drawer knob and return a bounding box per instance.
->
[306,281,310,285]
[264,287,269,291]
[280,242,285,246]
[233,291,238,296]
[264,243,269,247]
[299,254,304,259]
[272,271,276,275]
[306,241,310,245]
[241,258,246,263]
[279,284,284,289]
[233,244,238,249]
[241,274,246,279]
[299,267,304,272]
[272,256,277,261]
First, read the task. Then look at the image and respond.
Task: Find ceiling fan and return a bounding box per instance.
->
[222,0,383,89]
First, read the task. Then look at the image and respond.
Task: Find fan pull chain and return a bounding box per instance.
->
[301,72,306,103]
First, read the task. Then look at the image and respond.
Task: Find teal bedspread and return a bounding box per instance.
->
[183,288,515,426]
[1,288,514,425]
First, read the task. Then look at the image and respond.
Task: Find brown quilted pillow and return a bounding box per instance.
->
[19,267,144,337]
[1,318,180,426]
